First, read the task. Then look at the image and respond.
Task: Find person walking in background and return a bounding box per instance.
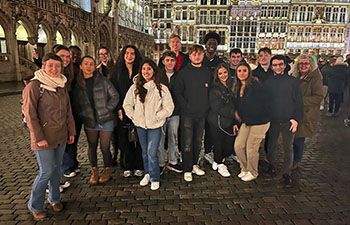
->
[158,50,183,174]
[233,62,270,182]
[173,45,212,182]
[22,53,75,220]
[110,45,144,178]
[207,63,238,177]
[75,56,119,185]
[123,59,174,190]
[290,54,323,170]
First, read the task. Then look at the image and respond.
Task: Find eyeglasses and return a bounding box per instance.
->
[299,62,310,66]
[271,63,285,67]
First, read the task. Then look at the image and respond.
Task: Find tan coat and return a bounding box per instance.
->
[123,80,174,129]
[294,69,323,138]
[22,80,76,150]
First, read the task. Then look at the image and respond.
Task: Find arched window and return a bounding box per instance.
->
[0,25,7,53]
[56,31,63,44]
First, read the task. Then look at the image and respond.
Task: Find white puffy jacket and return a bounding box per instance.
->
[123,80,174,129]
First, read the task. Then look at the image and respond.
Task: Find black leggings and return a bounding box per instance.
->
[85,128,112,167]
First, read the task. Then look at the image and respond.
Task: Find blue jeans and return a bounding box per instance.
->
[158,115,180,167]
[28,144,66,212]
[293,137,305,162]
[136,127,161,182]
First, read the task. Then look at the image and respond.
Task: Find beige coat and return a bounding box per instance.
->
[22,80,76,150]
[123,80,174,129]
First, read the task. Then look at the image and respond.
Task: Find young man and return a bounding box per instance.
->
[252,47,274,82]
[202,32,225,164]
[265,55,303,187]
[158,50,182,174]
[173,45,212,182]
[229,48,243,76]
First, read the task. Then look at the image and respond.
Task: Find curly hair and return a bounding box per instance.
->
[135,58,162,103]
[116,45,142,76]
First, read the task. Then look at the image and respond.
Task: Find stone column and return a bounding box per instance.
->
[8,26,21,81]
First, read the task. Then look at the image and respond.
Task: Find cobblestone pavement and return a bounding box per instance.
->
[0,94,349,225]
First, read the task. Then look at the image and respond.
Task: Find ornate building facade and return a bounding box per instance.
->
[0,0,153,82]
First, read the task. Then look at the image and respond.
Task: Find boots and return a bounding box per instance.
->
[99,167,111,184]
[89,167,99,185]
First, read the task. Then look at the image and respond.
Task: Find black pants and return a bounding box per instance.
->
[204,119,213,154]
[209,123,234,164]
[328,92,342,113]
[181,116,205,172]
[118,121,143,171]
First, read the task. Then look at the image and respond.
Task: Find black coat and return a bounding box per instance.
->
[326,64,350,94]
[252,64,274,82]
[159,69,180,116]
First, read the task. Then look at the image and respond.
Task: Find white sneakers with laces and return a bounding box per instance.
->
[139,174,150,186]
[241,172,257,182]
[217,164,231,177]
[192,165,205,176]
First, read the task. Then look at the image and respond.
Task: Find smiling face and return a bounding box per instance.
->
[43,59,62,78]
[80,57,95,78]
[163,56,176,72]
[124,47,136,65]
[299,58,311,75]
[169,37,181,53]
[236,64,250,82]
[205,38,218,54]
[141,63,154,82]
[258,51,271,66]
[189,50,204,67]
[217,66,229,85]
[99,48,108,63]
[230,53,243,68]
[271,59,286,75]
[56,49,71,68]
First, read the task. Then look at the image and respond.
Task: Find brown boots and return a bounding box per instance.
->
[99,167,111,184]
[89,167,111,185]
[89,167,99,185]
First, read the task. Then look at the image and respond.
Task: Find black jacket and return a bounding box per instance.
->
[76,72,119,128]
[326,64,350,94]
[173,64,212,118]
[264,73,303,123]
[208,82,237,129]
[159,69,180,116]
[203,55,225,74]
[158,51,189,72]
[252,64,274,82]
[236,79,270,126]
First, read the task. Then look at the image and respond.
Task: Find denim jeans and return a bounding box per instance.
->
[136,127,161,182]
[181,116,205,172]
[293,137,305,162]
[267,122,294,176]
[158,115,180,167]
[28,144,66,212]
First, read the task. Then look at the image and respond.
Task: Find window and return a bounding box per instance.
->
[260,22,266,33]
[160,7,165,18]
[153,8,159,18]
[199,30,206,43]
[307,7,313,21]
[189,10,194,20]
[282,6,288,18]
[201,0,207,5]
[267,22,272,32]
[176,11,181,20]
[182,10,187,20]
[251,21,257,33]
[340,8,346,23]
[325,7,332,22]
[219,11,226,24]
[275,7,281,18]
[332,8,339,22]
[200,11,207,24]
[210,11,217,24]
[220,0,227,4]
[166,6,171,18]
[0,38,6,53]
[267,6,273,17]
[300,6,306,21]
[261,6,267,17]
[291,6,298,21]
[210,0,216,5]
[189,26,194,41]
[281,23,286,33]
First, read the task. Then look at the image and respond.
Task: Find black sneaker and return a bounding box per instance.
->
[282,174,292,188]
[167,163,183,173]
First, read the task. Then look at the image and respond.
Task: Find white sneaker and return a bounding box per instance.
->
[241,172,257,182]
[123,170,132,178]
[217,164,231,177]
[204,152,214,165]
[184,172,192,182]
[320,105,324,111]
[212,161,218,171]
[192,165,205,176]
[238,170,248,178]
[139,174,150,186]
[150,182,160,190]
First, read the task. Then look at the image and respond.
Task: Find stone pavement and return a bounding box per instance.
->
[0,94,349,225]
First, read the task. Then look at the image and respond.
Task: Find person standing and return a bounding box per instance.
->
[229,48,244,77]
[158,50,183,173]
[207,63,238,177]
[123,59,174,190]
[110,45,144,178]
[173,45,212,182]
[265,55,303,187]
[291,54,323,169]
[97,46,115,79]
[75,56,119,185]
[23,53,75,220]
[252,47,274,82]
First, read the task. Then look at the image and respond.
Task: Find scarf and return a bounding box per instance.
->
[31,69,67,91]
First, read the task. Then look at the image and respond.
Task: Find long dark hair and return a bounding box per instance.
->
[135,58,162,103]
[212,63,235,96]
[116,45,142,78]
[233,62,257,96]
[76,55,96,89]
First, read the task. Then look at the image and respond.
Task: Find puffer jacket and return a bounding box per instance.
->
[22,80,76,150]
[123,80,174,129]
[77,72,119,128]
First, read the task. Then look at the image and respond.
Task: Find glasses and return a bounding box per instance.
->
[299,62,310,66]
[271,63,285,67]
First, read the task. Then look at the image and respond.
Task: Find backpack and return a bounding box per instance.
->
[21,83,45,128]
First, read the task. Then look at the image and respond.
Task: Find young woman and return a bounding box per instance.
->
[207,63,238,177]
[23,53,75,220]
[123,59,174,190]
[110,45,144,178]
[75,56,119,185]
[234,62,270,182]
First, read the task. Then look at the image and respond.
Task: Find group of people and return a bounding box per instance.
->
[24,31,344,221]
